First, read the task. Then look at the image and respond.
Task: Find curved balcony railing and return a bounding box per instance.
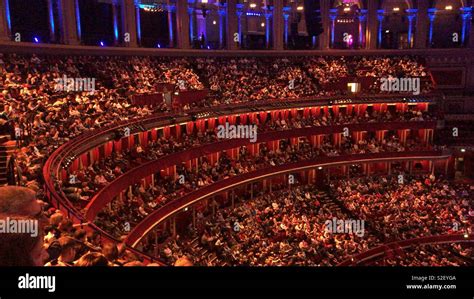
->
[125,150,450,248]
[338,233,474,266]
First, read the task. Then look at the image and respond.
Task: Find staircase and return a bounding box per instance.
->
[0,135,16,186]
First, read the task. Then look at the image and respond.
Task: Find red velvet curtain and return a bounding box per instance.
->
[186,122,194,134]
[259,111,267,123]
[208,118,216,130]
[240,114,248,125]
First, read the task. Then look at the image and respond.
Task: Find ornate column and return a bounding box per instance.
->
[415,0,429,49]
[120,0,137,47]
[188,6,195,44]
[358,9,367,48]
[283,7,290,48]
[461,7,472,47]
[406,9,417,48]
[176,0,190,49]
[427,8,437,47]
[265,9,272,49]
[58,0,80,45]
[167,3,175,47]
[329,9,337,48]
[0,0,10,41]
[135,5,141,45]
[377,10,385,48]
[272,1,284,50]
[218,4,226,49]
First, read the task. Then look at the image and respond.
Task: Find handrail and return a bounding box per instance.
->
[84,121,437,221]
[125,150,450,248]
[338,233,474,266]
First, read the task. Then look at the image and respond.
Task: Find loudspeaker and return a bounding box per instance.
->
[304,0,323,36]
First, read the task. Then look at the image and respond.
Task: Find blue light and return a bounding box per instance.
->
[34,37,39,43]
[157,43,161,48]
[100,41,105,47]
[207,45,210,49]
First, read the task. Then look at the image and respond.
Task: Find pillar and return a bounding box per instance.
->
[0,0,10,41]
[112,1,119,45]
[319,0,330,50]
[272,1,284,50]
[461,7,472,47]
[58,0,80,45]
[188,6,195,45]
[236,4,244,49]
[167,3,175,47]
[47,0,55,42]
[218,4,226,49]
[283,7,290,48]
[121,0,138,47]
[265,10,272,49]
[135,5,141,45]
[415,0,429,49]
[366,0,378,49]
[377,10,384,48]
[176,0,190,49]
[358,10,367,48]
[329,9,337,48]
[427,8,437,47]
[406,9,417,48]
[226,0,238,50]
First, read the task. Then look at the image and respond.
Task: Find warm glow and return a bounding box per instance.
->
[393,7,400,12]
[297,6,304,11]
[201,0,208,3]
[343,7,351,12]
[261,22,265,27]
[212,20,217,25]
[445,5,453,10]
[250,3,257,8]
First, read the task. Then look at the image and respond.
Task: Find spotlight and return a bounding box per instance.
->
[212,20,217,25]
[464,233,469,238]
[100,41,105,47]
[460,148,466,153]
[393,7,400,12]
[445,5,453,10]
[34,37,39,43]
[318,166,323,170]
[157,43,161,48]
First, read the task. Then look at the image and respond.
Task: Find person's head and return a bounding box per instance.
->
[58,236,77,263]
[75,252,108,266]
[0,214,48,266]
[0,186,42,217]
[102,243,119,262]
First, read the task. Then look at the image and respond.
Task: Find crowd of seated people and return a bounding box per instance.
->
[0,186,161,266]
[332,176,473,242]
[60,107,432,212]
[140,175,472,266]
[140,185,380,266]
[91,133,432,239]
[373,243,473,266]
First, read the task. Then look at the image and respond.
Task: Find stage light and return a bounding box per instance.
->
[464,233,469,238]
[460,148,466,152]
[261,22,265,27]
[157,43,161,48]
[100,41,105,47]
[445,5,453,10]
[297,6,303,11]
[343,7,351,12]
[34,37,39,43]
[385,30,390,33]
[318,166,323,170]
[393,7,400,12]
[250,3,257,8]
[213,20,217,25]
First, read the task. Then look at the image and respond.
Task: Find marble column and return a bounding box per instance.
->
[218,4,225,49]
[167,4,175,47]
[265,10,272,49]
[427,8,437,47]
[329,9,337,48]
[47,0,55,42]
[461,7,472,47]
[283,7,290,48]
[226,0,238,50]
[406,9,417,48]
[358,9,367,48]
